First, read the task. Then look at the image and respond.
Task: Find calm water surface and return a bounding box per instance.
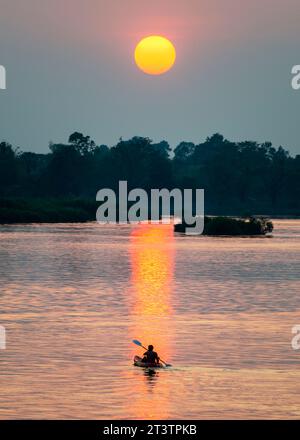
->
[0,220,299,419]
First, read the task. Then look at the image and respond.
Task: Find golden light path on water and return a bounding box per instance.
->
[127,223,175,419]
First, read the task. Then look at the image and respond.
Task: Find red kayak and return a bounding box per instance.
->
[133,355,165,368]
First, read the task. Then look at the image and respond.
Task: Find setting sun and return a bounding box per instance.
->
[134,35,176,75]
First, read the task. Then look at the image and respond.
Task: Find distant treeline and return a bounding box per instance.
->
[0,132,300,216]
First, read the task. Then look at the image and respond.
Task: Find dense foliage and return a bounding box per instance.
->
[175,216,274,236]
[0,132,299,215]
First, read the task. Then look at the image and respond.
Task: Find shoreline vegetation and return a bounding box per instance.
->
[0,198,98,224]
[0,131,299,228]
[0,198,274,236]
[174,216,274,236]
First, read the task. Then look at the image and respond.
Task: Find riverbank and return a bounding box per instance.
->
[0,197,298,225]
[0,198,97,224]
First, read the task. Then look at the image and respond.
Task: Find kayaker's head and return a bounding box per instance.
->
[148,345,154,351]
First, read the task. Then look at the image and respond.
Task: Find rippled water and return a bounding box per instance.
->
[0,220,299,419]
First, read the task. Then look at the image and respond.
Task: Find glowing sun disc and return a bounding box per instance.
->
[134,35,176,75]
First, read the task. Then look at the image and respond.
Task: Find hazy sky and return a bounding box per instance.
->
[0,0,300,155]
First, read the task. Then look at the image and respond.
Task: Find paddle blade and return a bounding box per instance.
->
[132,339,142,347]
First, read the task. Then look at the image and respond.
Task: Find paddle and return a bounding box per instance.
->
[132,339,172,367]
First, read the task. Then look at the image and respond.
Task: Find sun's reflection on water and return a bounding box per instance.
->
[127,223,175,419]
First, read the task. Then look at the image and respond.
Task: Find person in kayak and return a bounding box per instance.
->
[142,345,160,364]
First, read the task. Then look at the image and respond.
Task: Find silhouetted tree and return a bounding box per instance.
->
[174,142,195,162]
[0,132,299,215]
[68,132,96,155]
[0,142,20,195]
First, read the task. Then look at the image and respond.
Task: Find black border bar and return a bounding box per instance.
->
[0,420,299,439]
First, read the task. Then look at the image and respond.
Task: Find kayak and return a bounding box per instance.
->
[133,355,165,368]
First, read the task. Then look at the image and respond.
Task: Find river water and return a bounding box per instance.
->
[0,220,299,419]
